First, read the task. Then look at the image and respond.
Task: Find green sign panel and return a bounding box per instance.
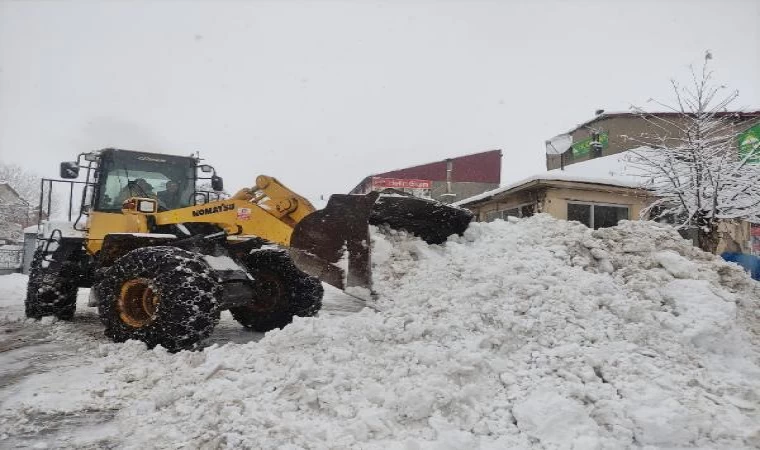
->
[572,132,609,158]
[738,122,760,165]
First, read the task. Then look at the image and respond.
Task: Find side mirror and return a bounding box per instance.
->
[211,175,224,192]
[199,164,214,173]
[60,162,80,179]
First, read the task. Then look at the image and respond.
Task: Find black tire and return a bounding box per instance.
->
[94,246,221,352]
[26,247,78,320]
[230,249,323,332]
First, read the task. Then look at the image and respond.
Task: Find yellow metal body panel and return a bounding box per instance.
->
[153,200,299,246]
[230,176,317,227]
[86,211,150,254]
[253,175,316,224]
[83,174,317,255]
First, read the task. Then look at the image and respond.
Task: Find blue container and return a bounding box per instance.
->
[721,252,760,281]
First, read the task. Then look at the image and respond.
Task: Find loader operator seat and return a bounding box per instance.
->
[157,180,181,210]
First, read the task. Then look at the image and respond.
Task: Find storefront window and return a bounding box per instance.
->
[483,204,534,222]
[503,208,519,218]
[594,205,629,228]
[567,203,592,227]
[567,202,629,229]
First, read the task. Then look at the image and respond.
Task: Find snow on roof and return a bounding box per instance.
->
[455,150,647,207]
[0,182,24,203]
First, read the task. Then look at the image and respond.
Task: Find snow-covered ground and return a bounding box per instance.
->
[1,215,759,449]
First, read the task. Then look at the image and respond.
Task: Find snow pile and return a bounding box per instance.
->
[2,215,760,448]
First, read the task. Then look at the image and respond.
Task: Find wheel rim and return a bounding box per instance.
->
[118,278,159,328]
[250,272,285,312]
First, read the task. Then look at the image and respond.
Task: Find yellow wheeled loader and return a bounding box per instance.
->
[27,148,472,351]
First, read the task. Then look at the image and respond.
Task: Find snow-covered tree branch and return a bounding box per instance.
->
[624,52,760,253]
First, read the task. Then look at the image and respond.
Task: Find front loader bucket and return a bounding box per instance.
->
[369,194,473,245]
[289,192,472,292]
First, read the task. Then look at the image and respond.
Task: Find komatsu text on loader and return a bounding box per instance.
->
[27,148,472,351]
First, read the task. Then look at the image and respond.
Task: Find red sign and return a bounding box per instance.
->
[371,177,432,190]
[752,224,760,256]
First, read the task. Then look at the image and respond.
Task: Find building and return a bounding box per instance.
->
[0,183,30,273]
[0,182,29,244]
[545,110,760,171]
[458,111,760,256]
[545,110,760,256]
[349,150,501,203]
[455,152,653,229]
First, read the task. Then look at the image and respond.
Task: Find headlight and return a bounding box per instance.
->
[137,199,157,213]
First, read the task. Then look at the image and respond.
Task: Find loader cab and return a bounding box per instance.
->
[56,148,225,255]
[58,148,225,218]
[93,149,198,212]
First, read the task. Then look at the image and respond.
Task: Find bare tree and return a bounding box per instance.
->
[625,52,760,253]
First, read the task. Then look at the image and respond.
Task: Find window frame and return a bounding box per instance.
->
[483,202,535,222]
[566,201,630,229]
[93,151,197,213]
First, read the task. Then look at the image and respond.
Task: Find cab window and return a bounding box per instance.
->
[95,154,195,212]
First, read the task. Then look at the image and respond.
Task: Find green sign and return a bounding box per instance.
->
[572,132,609,158]
[738,122,760,165]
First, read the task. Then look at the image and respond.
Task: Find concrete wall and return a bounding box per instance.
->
[716,220,752,255]
[656,221,753,255]
[0,245,23,274]
[472,190,540,222]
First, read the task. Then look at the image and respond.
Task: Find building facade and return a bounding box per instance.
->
[455,174,651,230]
[0,182,30,244]
[541,110,760,257]
[350,150,501,203]
[546,110,760,171]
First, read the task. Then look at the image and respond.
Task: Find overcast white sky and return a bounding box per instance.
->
[1,0,758,200]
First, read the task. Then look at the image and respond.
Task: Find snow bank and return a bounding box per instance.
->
[0,273,27,311]
[1,215,759,449]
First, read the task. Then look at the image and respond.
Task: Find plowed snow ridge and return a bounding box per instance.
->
[2,214,759,449]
